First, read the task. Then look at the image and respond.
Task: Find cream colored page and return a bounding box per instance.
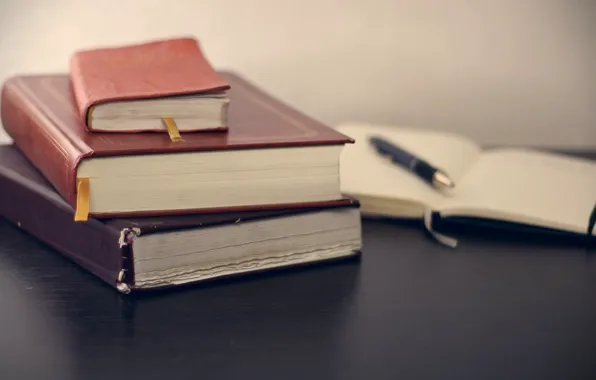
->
[336,124,482,210]
[437,148,596,233]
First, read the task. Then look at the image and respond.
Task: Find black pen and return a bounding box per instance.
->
[368,135,455,189]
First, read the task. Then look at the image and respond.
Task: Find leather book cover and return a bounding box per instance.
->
[1,71,353,215]
[70,37,230,129]
[0,144,359,292]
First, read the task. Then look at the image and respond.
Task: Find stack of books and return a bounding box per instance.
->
[0,37,362,293]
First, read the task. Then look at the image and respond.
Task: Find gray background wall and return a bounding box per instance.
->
[0,0,594,147]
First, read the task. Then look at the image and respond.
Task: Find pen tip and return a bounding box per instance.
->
[433,171,455,189]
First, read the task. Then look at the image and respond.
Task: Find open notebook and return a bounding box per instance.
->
[336,123,596,247]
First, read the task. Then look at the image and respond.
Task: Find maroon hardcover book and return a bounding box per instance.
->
[0,145,362,293]
[1,71,354,220]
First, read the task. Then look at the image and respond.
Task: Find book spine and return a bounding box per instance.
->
[69,56,92,127]
[1,78,82,207]
[0,164,127,290]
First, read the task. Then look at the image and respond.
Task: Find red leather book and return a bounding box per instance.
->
[1,71,353,220]
[70,37,230,133]
[0,144,362,293]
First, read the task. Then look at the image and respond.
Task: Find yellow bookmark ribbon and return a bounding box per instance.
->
[74,177,90,222]
[162,117,182,142]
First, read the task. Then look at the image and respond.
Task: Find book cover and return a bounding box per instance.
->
[1,71,354,218]
[70,37,230,131]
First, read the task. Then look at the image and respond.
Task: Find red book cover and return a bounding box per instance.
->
[69,37,230,131]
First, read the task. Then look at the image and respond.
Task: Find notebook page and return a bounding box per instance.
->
[336,124,482,213]
[437,148,596,234]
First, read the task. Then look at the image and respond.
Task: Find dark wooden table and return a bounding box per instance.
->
[1,210,596,380]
